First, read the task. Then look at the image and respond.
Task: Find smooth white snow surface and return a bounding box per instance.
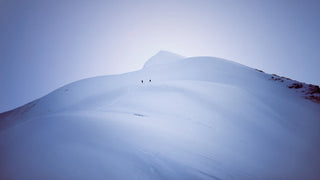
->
[143,50,185,68]
[1,51,320,179]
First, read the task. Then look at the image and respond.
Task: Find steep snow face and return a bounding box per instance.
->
[1,52,320,179]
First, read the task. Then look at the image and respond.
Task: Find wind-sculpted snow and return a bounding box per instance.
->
[1,51,320,179]
[143,50,185,68]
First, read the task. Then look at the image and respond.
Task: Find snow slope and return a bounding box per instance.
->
[1,51,320,179]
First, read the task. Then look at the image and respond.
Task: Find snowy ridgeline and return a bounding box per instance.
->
[1,51,320,179]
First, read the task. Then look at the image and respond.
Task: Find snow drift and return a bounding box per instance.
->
[1,51,320,179]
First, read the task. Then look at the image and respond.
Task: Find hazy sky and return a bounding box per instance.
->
[1,0,320,112]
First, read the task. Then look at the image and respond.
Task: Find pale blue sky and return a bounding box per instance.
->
[1,0,320,112]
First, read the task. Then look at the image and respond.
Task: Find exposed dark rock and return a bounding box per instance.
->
[262,68,319,103]
[288,83,303,89]
[255,69,264,73]
[306,85,320,94]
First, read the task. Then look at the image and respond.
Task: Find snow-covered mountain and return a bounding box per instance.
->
[1,51,320,179]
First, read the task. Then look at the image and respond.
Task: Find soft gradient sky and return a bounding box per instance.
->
[1,0,320,112]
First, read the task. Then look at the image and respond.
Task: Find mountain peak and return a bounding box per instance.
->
[143,50,185,68]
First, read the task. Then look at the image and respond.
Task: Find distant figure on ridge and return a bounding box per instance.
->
[141,80,143,83]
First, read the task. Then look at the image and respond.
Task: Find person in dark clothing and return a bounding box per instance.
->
[149,79,151,82]
[141,80,143,83]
